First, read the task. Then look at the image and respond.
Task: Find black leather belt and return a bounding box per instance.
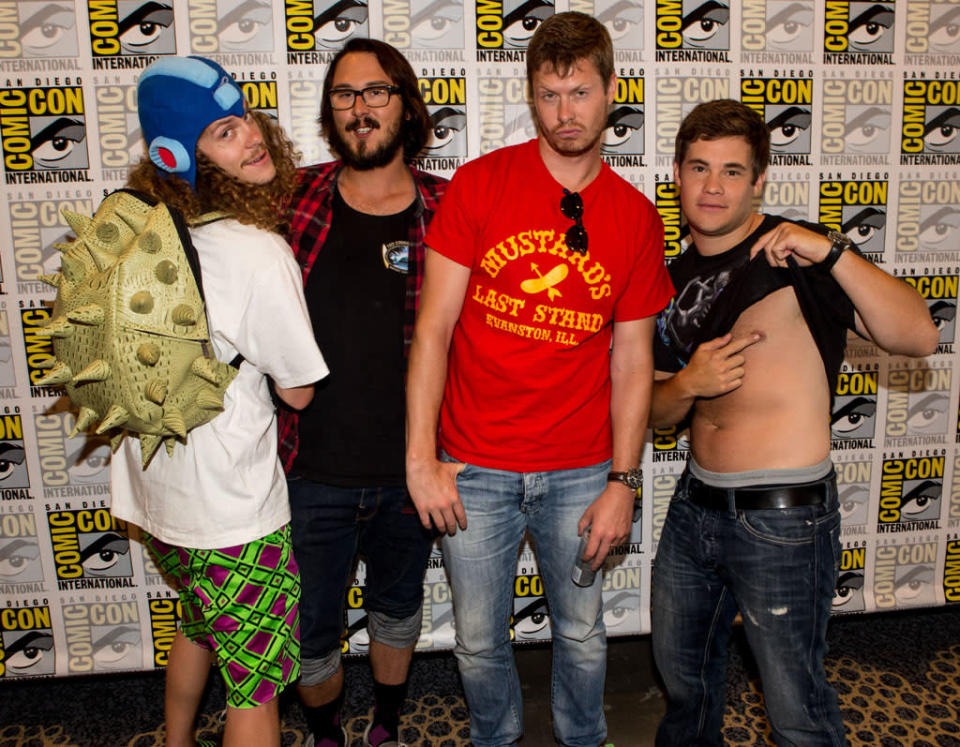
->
[686,476,829,511]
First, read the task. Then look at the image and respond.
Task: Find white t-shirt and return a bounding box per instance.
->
[110,219,328,549]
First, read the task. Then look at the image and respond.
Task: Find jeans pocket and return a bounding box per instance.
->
[739,505,826,545]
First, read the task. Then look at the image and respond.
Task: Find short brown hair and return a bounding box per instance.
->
[319,37,432,162]
[526,12,613,88]
[127,111,299,232]
[675,99,770,182]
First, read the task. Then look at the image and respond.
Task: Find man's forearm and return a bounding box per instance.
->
[650,373,696,428]
[405,332,449,467]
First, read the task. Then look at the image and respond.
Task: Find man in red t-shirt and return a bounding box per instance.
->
[405,12,673,746]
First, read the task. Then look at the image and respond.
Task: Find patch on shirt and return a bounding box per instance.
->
[382,241,410,274]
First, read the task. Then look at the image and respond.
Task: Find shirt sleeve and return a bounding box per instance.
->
[233,234,329,389]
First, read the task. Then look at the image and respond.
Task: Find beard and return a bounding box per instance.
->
[328,114,405,170]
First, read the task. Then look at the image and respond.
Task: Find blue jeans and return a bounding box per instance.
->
[651,471,846,746]
[440,455,610,747]
[287,477,434,683]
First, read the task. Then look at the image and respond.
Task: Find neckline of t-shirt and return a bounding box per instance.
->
[524,137,611,204]
[332,183,418,220]
[690,213,781,265]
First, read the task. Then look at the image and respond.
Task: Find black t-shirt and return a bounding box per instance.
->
[292,188,417,487]
[654,214,858,397]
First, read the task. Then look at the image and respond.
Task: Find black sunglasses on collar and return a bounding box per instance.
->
[561,189,588,255]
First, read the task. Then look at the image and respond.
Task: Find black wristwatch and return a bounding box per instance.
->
[819,230,851,273]
[608,469,643,490]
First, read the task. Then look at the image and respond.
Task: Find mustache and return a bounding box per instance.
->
[346,116,381,132]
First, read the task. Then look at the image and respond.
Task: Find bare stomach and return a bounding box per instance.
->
[690,287,834,473]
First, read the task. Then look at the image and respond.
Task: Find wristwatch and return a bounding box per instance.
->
[819,230,852,273]
[608,469,643,490]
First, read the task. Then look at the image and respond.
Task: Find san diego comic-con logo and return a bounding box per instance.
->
[885,365,952,444]
[87,1,176,68]
[904,1,960,62]
[762,172,810,224]
[899,270,959,353]
[34,411,111,499]
[823,0,895,64]
[741,0,816,60]
[818,177,888,261]
[820,75,893,166]
[8,194,94,296]
[0,309,16,389]
[0,508,45,591]
[873,538,939,609]
[895,175,960,258]
[344,580,370,654]
[147,591,180,667]
[569,0,643,51]
[20,304,62,398]
[0,603,55,678]
[475,0,555,61]
[95,81,141,182]
[381,0,465,49]
[478,69,530,155]
[45,506,135,591]
[188,0,273,55]
[513,571,550,641]
[0,414,30,492]
[650,469,680,548]
[285,0,369,62]
[945,537,960,604]
[832,366,878,445]
[418,579,454,650]
[655,0,731,62]
[901,75,960,166]
[60,597,143,673]
[835,458,873,532]
[0,1,79,59]
[602,73,644,168]
[834,542,866,613]
[740,73,813,166]
[654,175,687,262]
[416,72,467,172]
[0,83,91,184]
[878,454,944,531]
[951,454,960,526]
[653,70,730,167]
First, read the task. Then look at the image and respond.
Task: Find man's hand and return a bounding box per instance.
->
[683,332,764,398]
[751,222,832,268]
[406,458,467,535]
[577,483,635,570]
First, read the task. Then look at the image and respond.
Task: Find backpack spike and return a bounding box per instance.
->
[190,356,221,385]
[110,431,125,453]
[35,361,73,386]
[70,406,99,437]
[136,343,161,366]
[144,379,167,405]
[62,209,92,237]
[38,316,74,338]
[171,304,197,326]
[87,243,118,272]
[164,437,177,458]
[39,273,61,288]
[67,303,105,326]
[34,357,55,370]
[196,388,224,411]
[60,254,86,284]
[96,403,129,433]
[53,241,73,253]
[162,406,187,439]
[139,434,163,464]
[73,359,111,383]
[115,206,148,234]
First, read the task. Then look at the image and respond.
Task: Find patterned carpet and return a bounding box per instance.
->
[0,607,958,746]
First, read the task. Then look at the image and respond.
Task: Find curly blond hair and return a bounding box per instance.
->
[126,111,300,231]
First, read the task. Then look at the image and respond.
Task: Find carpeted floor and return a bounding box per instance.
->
[0,606,958,746]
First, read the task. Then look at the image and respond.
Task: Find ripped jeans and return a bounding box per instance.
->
[651,470,846,746]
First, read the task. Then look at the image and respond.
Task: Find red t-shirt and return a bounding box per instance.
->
[426,140,674,471]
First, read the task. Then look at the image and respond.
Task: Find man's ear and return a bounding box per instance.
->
[752,170,767,197]
[673,160,681,185]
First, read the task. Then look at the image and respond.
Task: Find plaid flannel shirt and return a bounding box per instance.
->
[277,161,448,473]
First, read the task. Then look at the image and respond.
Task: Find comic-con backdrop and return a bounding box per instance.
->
[0,0,959,679]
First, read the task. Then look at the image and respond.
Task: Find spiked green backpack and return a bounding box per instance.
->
[37,189,239,467]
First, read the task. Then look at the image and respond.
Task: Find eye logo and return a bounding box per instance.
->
[595,0,643,50]
[190,0,273,54]
[6,2,79,58]
[823,0,895,58]
[314,0,368,49]
[0,607,55,678]
[88,1,176,58]
[409,0,464,48]
[476,0,554,50]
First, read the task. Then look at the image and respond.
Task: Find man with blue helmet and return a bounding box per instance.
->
[109,56,328,746]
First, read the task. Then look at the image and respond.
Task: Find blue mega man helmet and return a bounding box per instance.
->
[137,56,245,191]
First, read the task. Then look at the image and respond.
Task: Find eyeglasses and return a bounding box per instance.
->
[561,190,588,255]
[329,85,401,110]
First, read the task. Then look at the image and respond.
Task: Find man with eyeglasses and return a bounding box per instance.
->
[405,12,673,747]
[278,38,446,747]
